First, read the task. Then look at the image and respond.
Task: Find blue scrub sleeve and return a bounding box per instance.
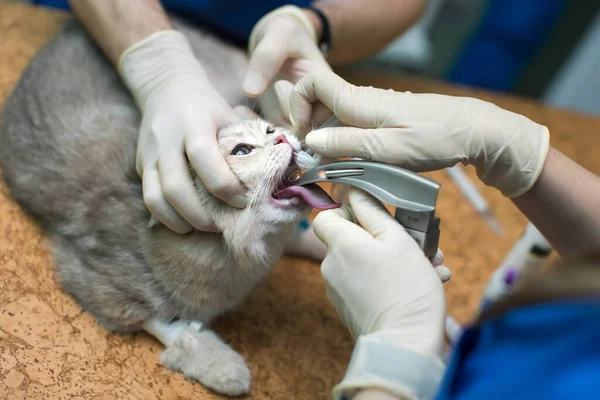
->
[435,299,600,399]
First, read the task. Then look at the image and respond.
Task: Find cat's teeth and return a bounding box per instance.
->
[285,168,302,183]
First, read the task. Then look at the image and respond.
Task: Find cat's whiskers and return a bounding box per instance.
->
[246,155,287,210]
[251,91,269,116]
[244,175,273,210]
[251,172,278,206]
[242,96,261,118]
[257,104,271,121]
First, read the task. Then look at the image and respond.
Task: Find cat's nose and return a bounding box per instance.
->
[276,135,290,145]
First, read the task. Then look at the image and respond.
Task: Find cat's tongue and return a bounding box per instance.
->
[275,184,340,210]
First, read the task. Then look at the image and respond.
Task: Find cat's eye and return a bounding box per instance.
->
[231,144,254,156]
[266,126,276,134]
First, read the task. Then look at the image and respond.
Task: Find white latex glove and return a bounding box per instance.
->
[119,30,246,233]
[288,68,550,198]
[314,188,446,400]
[243,5,331,128]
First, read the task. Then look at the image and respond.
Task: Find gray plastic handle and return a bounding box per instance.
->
[294,160,440,211]
[294,161,441,257]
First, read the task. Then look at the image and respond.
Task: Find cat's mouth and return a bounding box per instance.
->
[270,167,340,210]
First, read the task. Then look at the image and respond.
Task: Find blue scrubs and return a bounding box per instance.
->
[31,0,312,45]
[436,299,600,399]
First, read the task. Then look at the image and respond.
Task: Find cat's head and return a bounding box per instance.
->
[189,106,338,259]
[215,109,337,222]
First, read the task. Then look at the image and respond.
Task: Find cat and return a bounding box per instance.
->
[0,16,338,396]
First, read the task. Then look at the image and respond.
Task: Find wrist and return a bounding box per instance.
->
[118,30,210,109]
[465,97,551,198]
[507,123,551,198]
[304,5,332,58]
[248,5,318,55]
[68,0,173,66]
[368,329,445,363]
[332,335,445,400]
[478,121,550,199]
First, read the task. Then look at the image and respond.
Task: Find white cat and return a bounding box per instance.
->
[0,17,338,396]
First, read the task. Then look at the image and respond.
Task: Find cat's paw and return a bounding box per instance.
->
[160,324,251,396]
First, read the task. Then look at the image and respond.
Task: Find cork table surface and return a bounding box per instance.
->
[1,2,600,399]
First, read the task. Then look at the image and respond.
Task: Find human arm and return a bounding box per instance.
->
[306,0,430,66]
[68,0,172,66]
[512,147,600,259]
[287,68,600,260]
[313,188,447,400]
[68,0,247,234]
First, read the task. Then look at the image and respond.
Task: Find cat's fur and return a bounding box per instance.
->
[0,17,310,396]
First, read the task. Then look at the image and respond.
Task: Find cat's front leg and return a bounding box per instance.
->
[143,318,251,396]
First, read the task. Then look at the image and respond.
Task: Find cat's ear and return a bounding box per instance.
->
[233,105,260,120]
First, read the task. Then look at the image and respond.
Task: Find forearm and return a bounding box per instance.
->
[68,0,173,65]
[512,147,600,259]
[304,0,429,65]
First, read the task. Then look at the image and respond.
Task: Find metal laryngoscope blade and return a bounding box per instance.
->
[294,160,441,257]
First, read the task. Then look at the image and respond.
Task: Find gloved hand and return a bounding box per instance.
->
[313,188,446,400]
[243,5,331,128]
[288,68,550,198]
[119,30,247,233]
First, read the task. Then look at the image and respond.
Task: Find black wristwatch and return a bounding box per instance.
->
[306,5,331,58]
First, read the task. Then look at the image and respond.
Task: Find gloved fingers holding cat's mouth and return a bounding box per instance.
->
[137,107,248,234]
[119,28,251,234]
[143,164,200,233]
[185,114,250,221]
[154,152,218,234]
